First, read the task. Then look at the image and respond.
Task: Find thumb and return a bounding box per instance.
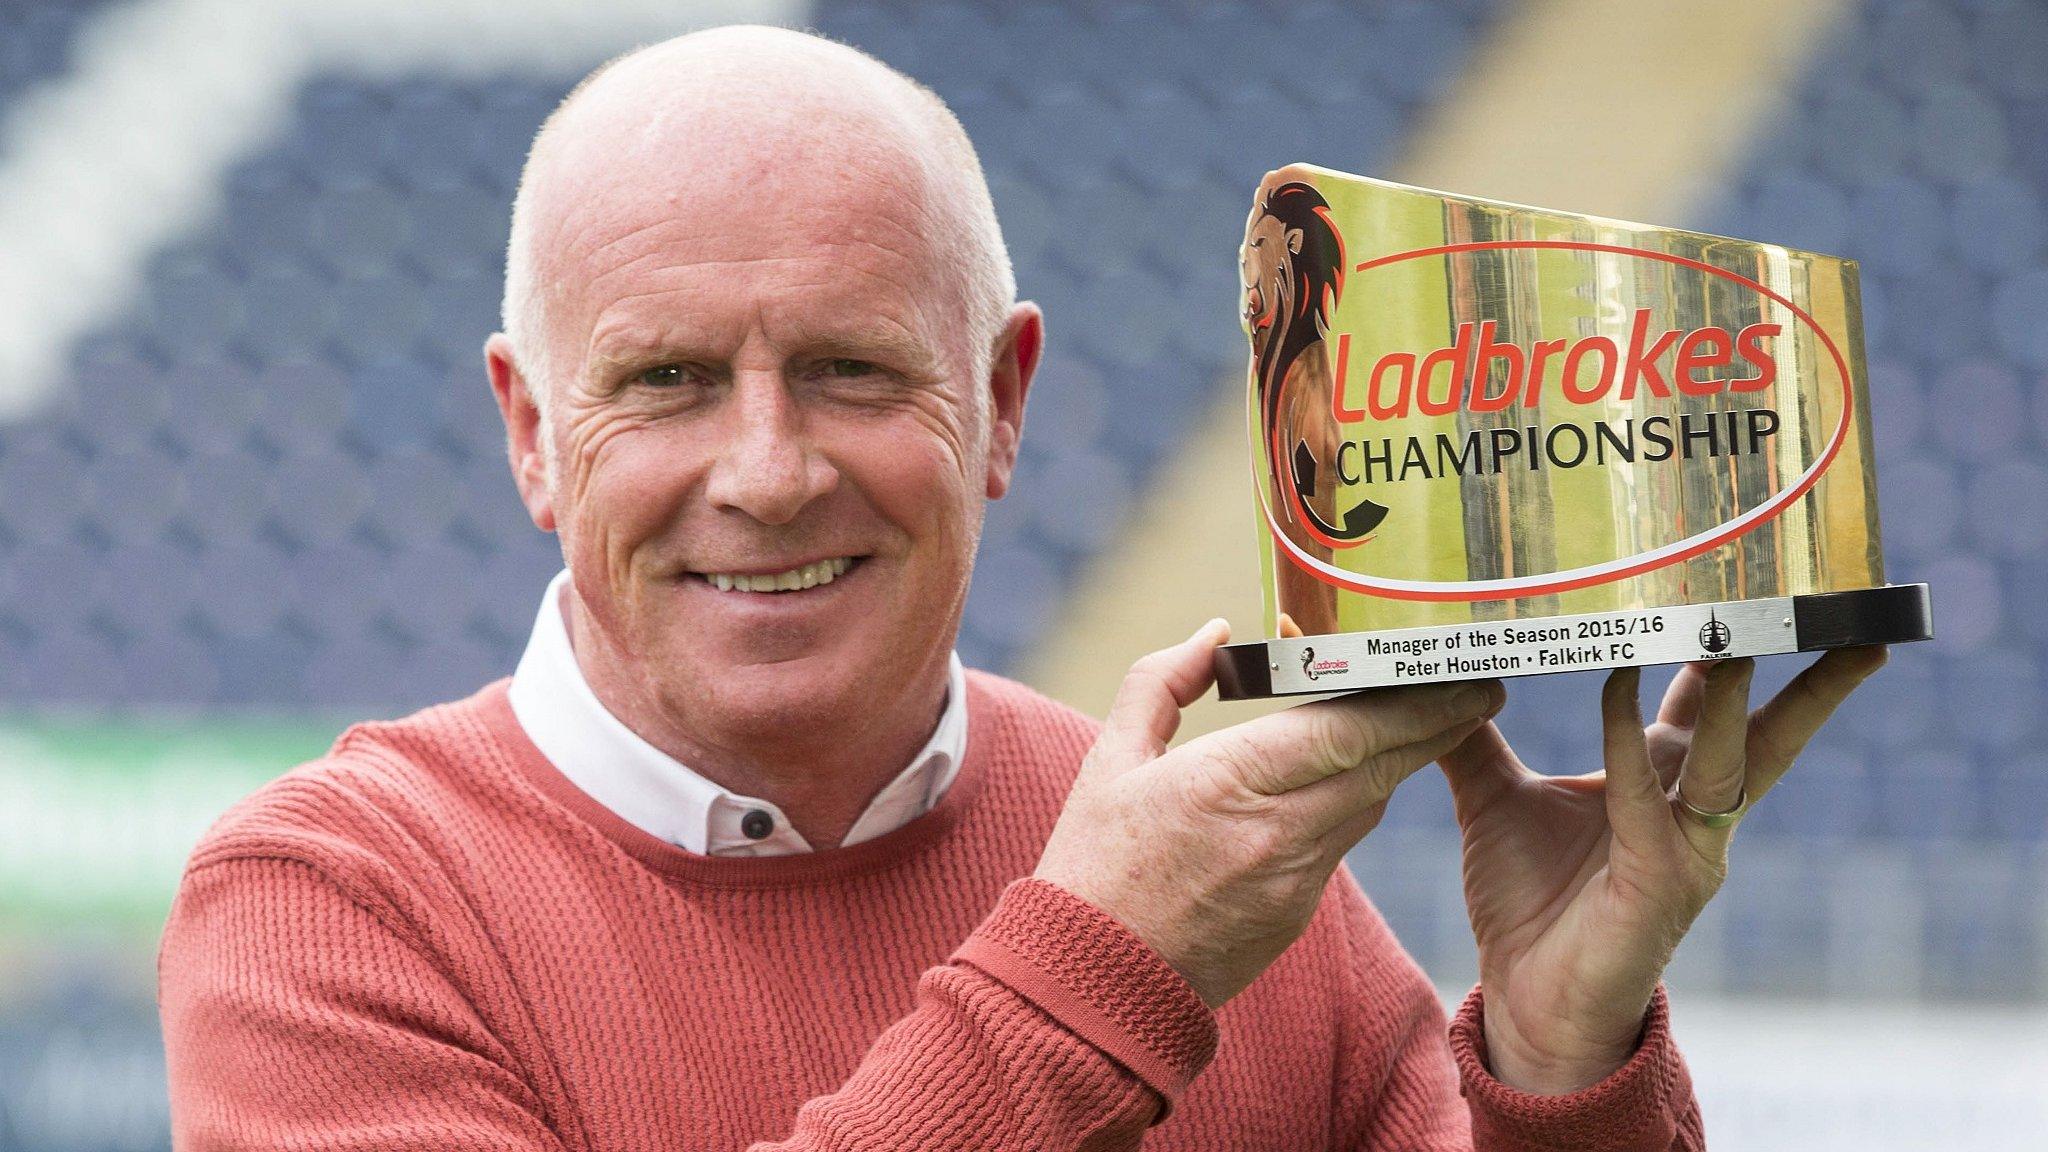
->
[1094,618,1231,772]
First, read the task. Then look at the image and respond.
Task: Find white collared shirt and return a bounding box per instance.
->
[507,569,968,857]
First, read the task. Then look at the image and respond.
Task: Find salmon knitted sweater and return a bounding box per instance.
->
[158,672,1704,1150]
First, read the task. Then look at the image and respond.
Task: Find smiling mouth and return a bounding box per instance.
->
[695,556,861,593]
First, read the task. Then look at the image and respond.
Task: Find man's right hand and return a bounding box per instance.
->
[1034,619,1504,1009]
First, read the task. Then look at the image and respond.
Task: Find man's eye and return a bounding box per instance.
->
[637,365,693,388]
[826,359,878,378]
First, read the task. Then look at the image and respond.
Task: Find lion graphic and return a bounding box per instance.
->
[1242,175,1383,635]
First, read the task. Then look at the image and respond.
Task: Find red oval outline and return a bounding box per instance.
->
[1265,239,1855,602]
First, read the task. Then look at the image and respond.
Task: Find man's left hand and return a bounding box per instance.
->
[1435,646,1888,1094]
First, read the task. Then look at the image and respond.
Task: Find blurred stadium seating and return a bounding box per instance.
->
[0,0,2042,1148]
[0,0,119,121]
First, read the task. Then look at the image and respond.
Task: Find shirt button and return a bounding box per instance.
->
[740,809,774,841]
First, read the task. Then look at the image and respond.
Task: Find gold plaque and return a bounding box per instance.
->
[1216,164,1932,698]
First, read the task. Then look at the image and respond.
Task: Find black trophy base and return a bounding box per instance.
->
[1215,583,1933,701]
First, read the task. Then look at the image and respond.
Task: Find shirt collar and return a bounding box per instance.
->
[507,569,968,857]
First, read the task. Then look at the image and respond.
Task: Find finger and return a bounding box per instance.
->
[1646,668,1703,789]
[1657,663,1710,729]
[1600,667,1669,846]
[1278,613,1304,639]
[1438,717,1515,775]
[1189,678,1502,797]
[1746,645,1888,799]
[1436,713,1524,815]
[1675,658,1754,821]
[1437,680,1516,779]
[1644,724,1691,791]
[1296,715,1490,844]
[1097,618,1230,769]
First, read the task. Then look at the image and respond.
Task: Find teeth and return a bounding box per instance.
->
[701,557,854,593]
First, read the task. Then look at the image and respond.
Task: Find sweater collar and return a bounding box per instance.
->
[506,569,968,858]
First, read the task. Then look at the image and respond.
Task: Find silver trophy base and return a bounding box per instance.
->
[1214,584,1933,700]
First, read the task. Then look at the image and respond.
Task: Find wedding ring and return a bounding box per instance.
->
[1676,787,1747,829]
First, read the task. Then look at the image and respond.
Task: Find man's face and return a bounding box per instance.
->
[514,149,1024,742]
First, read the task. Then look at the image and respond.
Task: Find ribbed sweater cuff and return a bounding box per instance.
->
[1449,984,1692,1151]
[951,878,1218,1112]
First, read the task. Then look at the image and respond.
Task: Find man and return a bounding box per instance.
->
[158,26,1884,1150]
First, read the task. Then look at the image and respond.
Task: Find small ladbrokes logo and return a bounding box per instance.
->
[1300,646,1351,681]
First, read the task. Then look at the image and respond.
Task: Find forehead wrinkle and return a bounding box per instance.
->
[577,270,929,360]
[576,221,948,349]
[579,225,936,291]
[580,246,933,326]
[585,281,939,371]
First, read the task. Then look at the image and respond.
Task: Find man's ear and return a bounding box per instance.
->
[484,332,557,533]
[984,302,1043,501]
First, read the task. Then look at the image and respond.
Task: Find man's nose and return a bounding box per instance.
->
[703,374,839,525]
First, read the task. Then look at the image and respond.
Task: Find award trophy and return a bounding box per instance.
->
[1215,164,1933,699]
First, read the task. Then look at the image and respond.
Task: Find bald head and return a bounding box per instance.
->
[500,26,1015,419]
